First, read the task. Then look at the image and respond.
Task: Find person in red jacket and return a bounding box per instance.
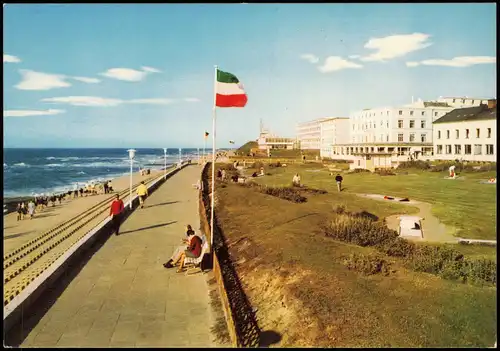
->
[163,227,203,272]
[109,194,124,236]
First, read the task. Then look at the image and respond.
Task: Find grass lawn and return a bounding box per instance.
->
[215,180,497,347]
[248,163,497,240]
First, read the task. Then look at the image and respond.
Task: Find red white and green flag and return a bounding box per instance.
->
[215,69,248,108]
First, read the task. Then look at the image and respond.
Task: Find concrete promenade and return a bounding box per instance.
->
[9,165,216,347]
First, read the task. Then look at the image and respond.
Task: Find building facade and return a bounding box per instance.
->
[437,96,492,108]
[319,117,349,159]
[332,99,458,170]
[296,118,331,150]
[433,101,496,162]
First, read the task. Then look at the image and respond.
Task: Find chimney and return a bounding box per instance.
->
[487,99,497,109]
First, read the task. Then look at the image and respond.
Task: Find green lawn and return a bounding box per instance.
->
[216,181,497,347]
[250,164,497,240]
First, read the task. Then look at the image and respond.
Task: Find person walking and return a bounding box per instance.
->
[16,203,23,221]
[335,174,343,192]
[109,194,125,236]
[136,181,148,209]
[28,200,36,220]
[103,181,109,194]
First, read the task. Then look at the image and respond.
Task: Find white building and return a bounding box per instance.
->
[433,100,496,162]
[296,118,331,150]
[257,119,297,151]
[319,117,349,159]
[332,99,458,170]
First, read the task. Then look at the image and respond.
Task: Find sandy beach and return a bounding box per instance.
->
[3,169,163,254]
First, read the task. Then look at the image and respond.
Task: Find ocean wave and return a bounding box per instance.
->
[77,171,86,175]
[3,163,7,168]
[46,156,56,160]
[46,163,65,167]
[60,157,80,161]
[13,163,28,167]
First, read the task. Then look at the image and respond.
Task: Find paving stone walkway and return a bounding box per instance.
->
[11,165,216,347]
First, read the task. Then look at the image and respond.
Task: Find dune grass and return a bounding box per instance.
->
[215,181,497,347]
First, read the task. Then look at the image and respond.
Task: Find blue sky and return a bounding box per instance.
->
[3,4,496,148]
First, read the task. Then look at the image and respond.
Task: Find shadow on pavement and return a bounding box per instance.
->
[144,201,180,209]
[4,229,114,347]
[4,231,34,240]
[119,221,177,235]
[259,330,282,347]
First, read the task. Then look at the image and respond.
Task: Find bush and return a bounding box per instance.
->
[398,160,431,170]
[383,237,416,257]
[375,168,396,176]
[299,187,328,195]
[261,186,307,203]
[352,168,371,173]
[342,253,393,276]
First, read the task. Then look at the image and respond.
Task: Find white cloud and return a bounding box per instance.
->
[41,96,124,107]
[72,76,101,84]
[360,33,432,62]
[127,98,174,105]
[318,56,363,73]
[15,69,71,90]
[300,53,320,64]
[184,97,200,102]
[4,54,21,63]
[141,66,162,73]
[4,109,65,117]
[406,56,496,68]
[348,55,361,59]
[100,66,161,82]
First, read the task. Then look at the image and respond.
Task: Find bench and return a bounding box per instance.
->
[184,235,210,275]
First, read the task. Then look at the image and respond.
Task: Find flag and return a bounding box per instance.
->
[204,131,209,139]
[215,69,248,108]
[229,140,235,144]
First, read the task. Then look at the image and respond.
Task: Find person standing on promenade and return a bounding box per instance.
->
[28,200,35,220]
[136,181,148,209]
[109,194,125,236]
[108,180,113,193]
[335,174,343,192]
[16,203,23,221]
[103,181,109,194]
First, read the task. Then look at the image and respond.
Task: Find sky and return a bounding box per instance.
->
[3,3,497,148]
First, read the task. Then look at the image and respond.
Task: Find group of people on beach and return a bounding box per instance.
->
[69,180,114,198]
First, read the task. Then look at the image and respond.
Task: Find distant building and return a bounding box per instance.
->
[433,100,496,162]
[332,98,457,170]
[437,96,492,108]
[257,119,297,151]
[319,117,350,159]
[296,118,331,150]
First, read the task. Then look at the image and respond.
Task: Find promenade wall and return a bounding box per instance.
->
[198,162,260,347]
[3,162,190,334]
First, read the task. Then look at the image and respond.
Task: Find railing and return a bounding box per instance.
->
[198,163,260,347]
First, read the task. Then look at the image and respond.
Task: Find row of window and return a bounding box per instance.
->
[354,110,444,118]
[437,128,492,139]
[398,133,427,142]
[435,144,495,155]
[399,110,441,117]
[398,120,426,129]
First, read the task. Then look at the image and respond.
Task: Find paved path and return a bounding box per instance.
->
[10,165,216,347]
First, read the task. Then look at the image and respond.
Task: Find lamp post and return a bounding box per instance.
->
[178,148,182,164]
[163,148,167,179]
[197,147,200,164]
[127,149,136,209]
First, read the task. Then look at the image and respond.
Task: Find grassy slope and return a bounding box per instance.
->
[236,141,258,155]
[250,163,497,240]
[216,183,497,347]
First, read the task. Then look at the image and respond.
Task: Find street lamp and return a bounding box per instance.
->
[178,148,182,164]
[163,148,167,179]
[127,149,136,209]
[197,147,200,164]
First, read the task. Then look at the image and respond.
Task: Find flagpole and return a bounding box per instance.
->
[210,65,218,250]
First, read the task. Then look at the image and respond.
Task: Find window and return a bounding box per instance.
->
[487,128,491,138]
[434,112,438,117]
[410,120,415,128]
[386,121,389,128]
[398,120,403,128]
[446,130,450,139]
[398,133,404,142]
[452,98,456,103]
[380,120,383,126]
[486,145,494,155]
[421,120,425,128]
[409,133,415,142]
[464,145,472,155]
[474,144,482,155]
[438,130,441,139]
[454,145,461,154]
[386,135,389,142]
[436,145,443,154]
[462,99,465,103]
[476,128,480,138]
[410,111,414,116]
[455,129,459,139]
[472,100,475,104]
[421,111,425,116]
[399,110,403,115]
[445,145,452,154]
[466,129,470,139]
[387,111,389,115]
[421,134,427,142]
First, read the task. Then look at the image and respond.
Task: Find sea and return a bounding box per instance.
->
[3,148,212,198]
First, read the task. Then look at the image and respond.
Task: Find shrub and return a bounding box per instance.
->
[352,168,371,173]
[342,253,393,276]
[383,237,416,258]
[398,160,431,170]
[299,187,328,195]
[261,186,307,203]
[375,168,396,176]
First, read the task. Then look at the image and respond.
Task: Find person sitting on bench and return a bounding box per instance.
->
[163,225,202,272]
